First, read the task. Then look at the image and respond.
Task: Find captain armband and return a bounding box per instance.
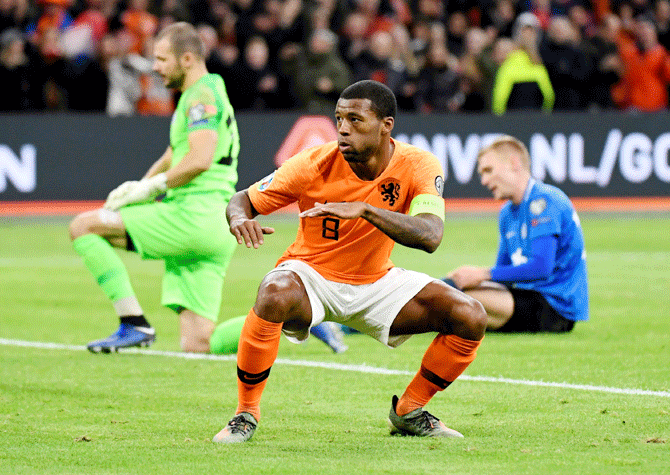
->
[409,194,445,221]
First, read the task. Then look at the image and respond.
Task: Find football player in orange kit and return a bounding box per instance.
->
[213,80,487,443]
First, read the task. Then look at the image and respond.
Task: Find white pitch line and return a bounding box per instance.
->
[2,338,669,398]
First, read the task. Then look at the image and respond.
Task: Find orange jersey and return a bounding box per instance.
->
[248,139,445,284]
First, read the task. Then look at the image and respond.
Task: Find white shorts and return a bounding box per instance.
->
[266,260,438,348]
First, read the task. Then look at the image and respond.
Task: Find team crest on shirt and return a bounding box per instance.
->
[258,172,275,191]
[434,175,444,196]
[530,198,547,215]
[379,178,400,207]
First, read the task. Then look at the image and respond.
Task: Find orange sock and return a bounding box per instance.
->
[396,334,482,416]
[235,309,282,422]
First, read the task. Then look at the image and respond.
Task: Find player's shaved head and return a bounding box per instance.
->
[340,80,397,120]
[156,22,204,59]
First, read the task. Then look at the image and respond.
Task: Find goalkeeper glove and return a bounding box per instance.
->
[104,180,138,210]
[103,173,168,211]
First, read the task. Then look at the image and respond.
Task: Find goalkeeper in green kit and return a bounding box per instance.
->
[69,22,348,355]
[69,22,240,353]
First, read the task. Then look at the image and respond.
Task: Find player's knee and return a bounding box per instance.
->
[461,297,487,341]
[69,210,105,240]
[255,274,305,322]
[69,214,88,240]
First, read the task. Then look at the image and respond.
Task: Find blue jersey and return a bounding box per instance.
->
[495,178,588,322]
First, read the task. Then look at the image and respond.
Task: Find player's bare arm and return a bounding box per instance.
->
[226,190,275,249]
[144,146,173,179]
[163,129,218,187]
[104,130,219,211]
[300,201,443,253]
[448,266,492,290]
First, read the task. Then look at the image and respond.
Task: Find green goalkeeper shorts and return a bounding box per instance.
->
[120,192,237,322]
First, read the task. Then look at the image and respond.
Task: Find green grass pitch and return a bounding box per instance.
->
[1,213,668,474]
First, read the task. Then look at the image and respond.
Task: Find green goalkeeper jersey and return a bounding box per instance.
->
[167,73,239,199]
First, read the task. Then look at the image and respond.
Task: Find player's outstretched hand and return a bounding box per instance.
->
[229,217,274,249]
[299,201,367,220]
[447,266,491,290]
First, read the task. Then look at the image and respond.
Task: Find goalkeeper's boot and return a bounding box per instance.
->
[87,323,156,354]
[388,395,464,438]
[310,322,348,353]
[212,413,257,444]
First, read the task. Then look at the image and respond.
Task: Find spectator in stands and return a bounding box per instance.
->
[0,27,38,110]
[413,0,446,24]
[615,13,670,111]
[354,0,398,37]
[0,0,30,32]
[415,40,461,112]
[235,0,303,64]
[483,0,516,38]
[446,10,468,57]
[26,0,73,46]
[216,0,239,46]
[389,23,422,110]
[339,10,369,70]
[120,0,158,55]
[197,23,227,78]
[618,0,652,20]
[226,34,288,110]
[59,23,109,111]
[158,0,189,27]
[187,0,218,28]
[231,0,263,49]
[32,24,69,110]
[0,0,667,115]
[540,16,592,110]
[455,74,487,112]
[135,35,174,115]
[491,12,555,114]
[428,18,447,47]
[654,0,670,50]
[459,26,494,110]
[406,16,432,70]
[303,0,349,34]
[568,2,597,39]
[72,0,109,51]
[280,28,351,114]
[527,0,551,30]
[582,13,623,110]
[351,29,407,94]
[103,30,146,116]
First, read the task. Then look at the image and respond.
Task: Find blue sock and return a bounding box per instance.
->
[310,323,332,344]
[310,323,348,353]
[441,277,460,289]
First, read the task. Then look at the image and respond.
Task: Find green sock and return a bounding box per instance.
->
[209,315,246,354]
[73,234,136,302]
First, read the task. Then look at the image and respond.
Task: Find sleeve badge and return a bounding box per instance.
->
[530,198,547,215]
[434,176,444,196]
[187,102,218,126]
[188,104,205,122]
[258,172,275,191]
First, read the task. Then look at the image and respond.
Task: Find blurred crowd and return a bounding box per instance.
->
[2,0,670,115]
